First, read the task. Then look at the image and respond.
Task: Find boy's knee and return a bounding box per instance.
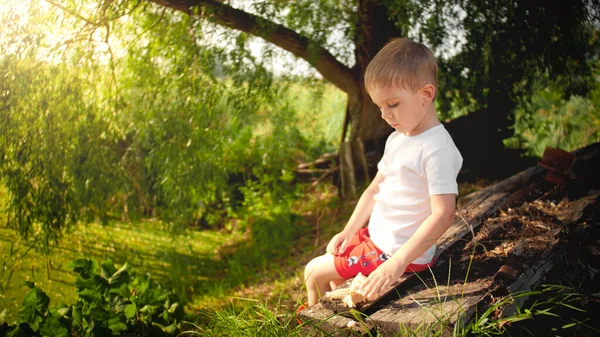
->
[304,255,329,284]
[304,258,317,282]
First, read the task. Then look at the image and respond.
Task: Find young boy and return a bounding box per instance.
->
[304,38,463,306]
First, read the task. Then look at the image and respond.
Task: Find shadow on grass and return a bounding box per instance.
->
[0,220,239,314]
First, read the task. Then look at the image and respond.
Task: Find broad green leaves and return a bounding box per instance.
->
[19,283,50,331]
[40,317,70,337]
[2,258,183,336]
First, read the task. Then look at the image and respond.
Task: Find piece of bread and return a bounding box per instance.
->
[325,272,369,308]
[342,272,368,307]
[325,287,349,300]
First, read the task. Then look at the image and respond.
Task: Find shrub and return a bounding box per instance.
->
[0,258,183,337]
[505,78,600,157]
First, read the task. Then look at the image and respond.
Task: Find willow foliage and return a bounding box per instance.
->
[0,1,311,251]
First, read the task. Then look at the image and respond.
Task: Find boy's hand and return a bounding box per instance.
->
[326,231,354,255]
[361,262,406,300]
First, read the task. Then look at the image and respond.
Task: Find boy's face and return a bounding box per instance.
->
[369,85,432,136]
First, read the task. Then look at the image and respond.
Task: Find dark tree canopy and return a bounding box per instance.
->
[143,0,599,192]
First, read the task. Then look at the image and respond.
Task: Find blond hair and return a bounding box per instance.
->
[364,38,438,95]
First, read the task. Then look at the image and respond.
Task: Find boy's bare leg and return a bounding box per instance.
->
[330,279,344,290]
[304,253,345,306]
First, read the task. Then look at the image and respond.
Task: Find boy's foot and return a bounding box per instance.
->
[295,302,309,325]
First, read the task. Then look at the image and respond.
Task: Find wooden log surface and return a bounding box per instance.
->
[369,277,494,336]
[297,144,600,335]
[501,191,600,317]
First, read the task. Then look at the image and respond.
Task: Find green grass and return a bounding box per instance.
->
[0,183,345,327]
[0,217,243,322]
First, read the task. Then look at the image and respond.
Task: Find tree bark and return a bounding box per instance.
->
[337,0,402,197]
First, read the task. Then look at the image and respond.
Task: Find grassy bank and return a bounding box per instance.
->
[0,218,243,320]
[0,183,347,324]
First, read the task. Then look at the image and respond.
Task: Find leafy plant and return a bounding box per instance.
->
[0,258,183,337]
[505,76,600,157]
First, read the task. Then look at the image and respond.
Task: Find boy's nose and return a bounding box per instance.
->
[381,109,391,120]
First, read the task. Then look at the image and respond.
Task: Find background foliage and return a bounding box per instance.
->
[1,0,598,252]
[505,74,600,157]
[0,1,346,252]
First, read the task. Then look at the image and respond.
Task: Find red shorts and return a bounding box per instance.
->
[333,228,434,279]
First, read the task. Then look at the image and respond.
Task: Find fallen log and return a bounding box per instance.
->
[298,143,600,336]
[299,166,547,325]
[368,277,495,336]
[500,191,600,317]
[366,190,600,335]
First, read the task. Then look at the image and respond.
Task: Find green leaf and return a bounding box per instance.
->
[18,306,43,330]
[87,306,108,322]
[40,316,69,337]
[68,258,99,279]
[76,288,99,303]
[100,259,117,280]
[138,304,159,322]
[124,303,137,320]
[108,313,128,334]
[152,321,178,334]
[74,276,95,292]
[137,276,151,293]
[71,305,82,328]
[92,275,109,293]
[56,307,70,318]
[139,304,159,314]
[108,284,130,298]
[108,263,130,286]
[22,287,50,314]
[167,302,179,314]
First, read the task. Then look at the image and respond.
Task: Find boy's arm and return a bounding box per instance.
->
[327,171,385,255]
[361,193,456,298]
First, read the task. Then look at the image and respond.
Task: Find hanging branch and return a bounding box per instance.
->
[149,0,359,96]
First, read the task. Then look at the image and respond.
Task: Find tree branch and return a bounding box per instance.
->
[148,0,359,96]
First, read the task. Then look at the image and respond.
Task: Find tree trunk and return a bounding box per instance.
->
[339,91,391,198]
[337,0,402,198]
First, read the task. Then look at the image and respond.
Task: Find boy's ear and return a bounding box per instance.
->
[421,84,436,105]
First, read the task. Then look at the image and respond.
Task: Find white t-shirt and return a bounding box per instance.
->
[368,124,463,264]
